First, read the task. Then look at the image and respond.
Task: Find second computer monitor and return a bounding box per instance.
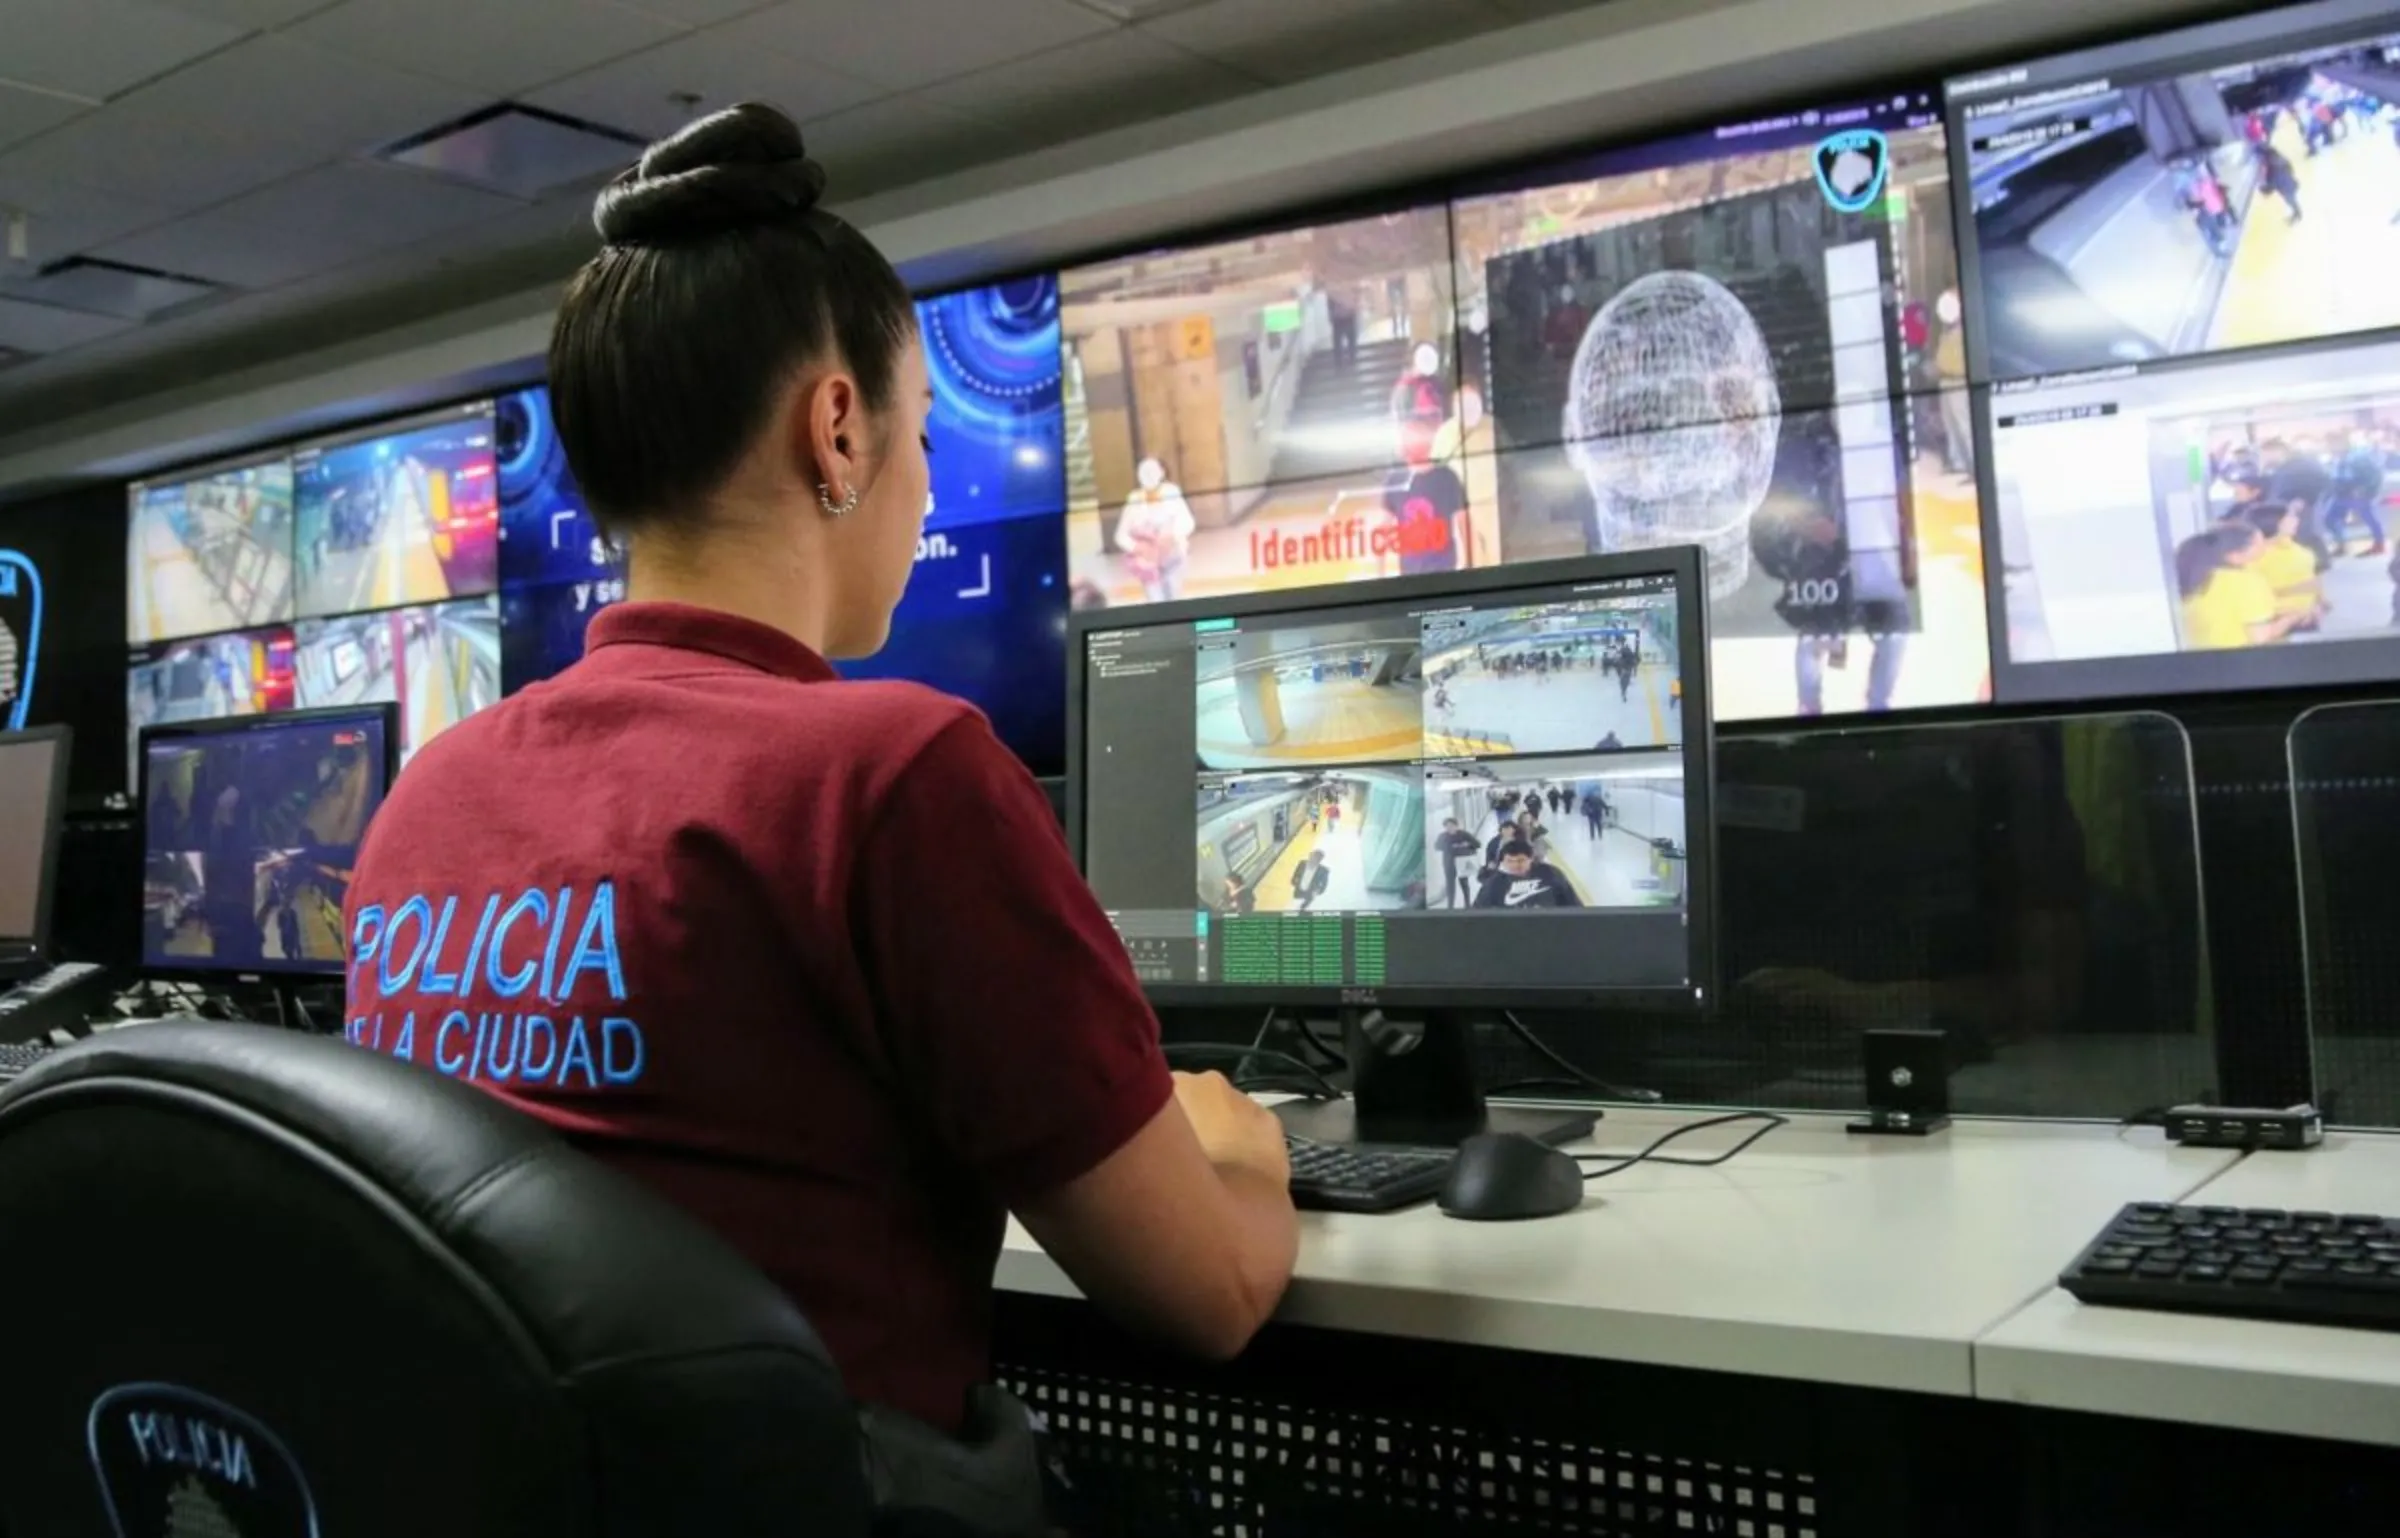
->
[0,726,72,971]
[138,705,398,978]
[1069,548,1713,1010]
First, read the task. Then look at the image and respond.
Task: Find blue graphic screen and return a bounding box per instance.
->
[918,276,1066,529]
[497,385,618,588]
[844,515,1069,777]
[500,575,623,693]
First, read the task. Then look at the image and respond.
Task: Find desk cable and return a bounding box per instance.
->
[1500,1012,1663,1103]
[1573,1111,1788,1182]
[1164,1041,1344,1102]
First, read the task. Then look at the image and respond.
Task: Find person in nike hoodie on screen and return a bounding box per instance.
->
[1473,839,1583,910]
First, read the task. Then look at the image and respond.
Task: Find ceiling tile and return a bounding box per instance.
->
[528,25,881,146]
[94,160,522,288]
[922,31,1254,145]
[723,0,1113,92]
[0,34,483,208]
[800,95,1015,197]
[0,295,138,352]
[1143,0,1493,83]
[147,0,343,24]
[0,172,176,263]
[0,82,87,155]
[295,0,686,97]
[0,0,250,101]
[618,0,779,21]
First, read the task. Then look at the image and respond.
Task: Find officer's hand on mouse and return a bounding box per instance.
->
[1173,1070,1291,1190]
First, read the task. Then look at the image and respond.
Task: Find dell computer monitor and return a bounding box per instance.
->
[0,726,72,973]
[138,705,398,978]
[1068,547,1714,1013]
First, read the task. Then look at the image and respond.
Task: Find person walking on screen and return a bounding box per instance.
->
[1580,786,1609,841]
[1221,872,1255,916]
[1435,817,1480,908]
[1292,849,1331,912]
[1116,457,1196,604]
[1474,841,1584,909]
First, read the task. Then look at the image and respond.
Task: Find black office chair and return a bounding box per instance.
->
[0,1024,1040,1538]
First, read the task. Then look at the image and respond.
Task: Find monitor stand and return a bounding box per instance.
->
[1270,1009,1595,1151]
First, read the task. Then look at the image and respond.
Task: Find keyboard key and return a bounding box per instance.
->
[2186,1265,2228,1282]
[2192,1251,2235,1268]
[2084,1257,2133,1274]
[2136,1260,2182,1279]
[2201,1206,2240,1220]
[2231,1267,2278,1286]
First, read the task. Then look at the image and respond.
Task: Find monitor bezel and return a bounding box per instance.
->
[0,723,74,961]
[1065,547,1716,1013]
[135,703,401,982]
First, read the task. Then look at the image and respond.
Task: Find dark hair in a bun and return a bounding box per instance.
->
[592,102,828,246]
[550,103,915,534]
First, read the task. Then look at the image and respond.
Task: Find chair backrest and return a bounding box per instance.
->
[0,1023,873,1538]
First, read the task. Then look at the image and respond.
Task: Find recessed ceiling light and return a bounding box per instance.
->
[378,105,646,201]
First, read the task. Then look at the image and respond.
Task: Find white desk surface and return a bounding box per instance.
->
[1976,1131,2400,1448]
[998,1112,2237,1399]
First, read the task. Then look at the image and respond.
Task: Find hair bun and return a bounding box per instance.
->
[594,102,828,246]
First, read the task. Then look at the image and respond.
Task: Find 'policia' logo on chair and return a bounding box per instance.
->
[0,548,42,732]
[87,1384,320,1538]
[1813,129,1891,215]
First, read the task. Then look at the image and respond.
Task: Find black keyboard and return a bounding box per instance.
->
[0,1039,56,1085]
[2063,1202,2400,1330]
[1287,1137,1453,1214]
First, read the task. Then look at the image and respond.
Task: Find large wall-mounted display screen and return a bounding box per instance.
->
[1951,0,2400,701]
[1060,204,1469,604]
[497,384,617,590]
[296,595,501,764]
[293,403,500,620]
[127,456,296,645]
[1452,91,1983,721]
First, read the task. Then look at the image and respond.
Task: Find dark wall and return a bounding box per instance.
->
[0,483,127,805]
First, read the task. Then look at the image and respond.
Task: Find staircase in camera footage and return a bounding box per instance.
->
[1270,338,1415,486]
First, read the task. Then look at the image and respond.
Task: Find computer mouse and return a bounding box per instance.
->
[1438,1131,1587,1221]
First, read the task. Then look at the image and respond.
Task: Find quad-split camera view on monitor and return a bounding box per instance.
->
[1954,6,2400,695]
[1191,596,1684,921]
[1083,569,1696,997]
[141,715,389,973]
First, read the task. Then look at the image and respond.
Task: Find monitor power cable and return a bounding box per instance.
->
[1501,1011,1664,1103]
[1164,1042,1344,1103]
[1573,1111,1788,1182]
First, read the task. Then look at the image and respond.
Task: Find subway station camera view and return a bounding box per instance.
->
[294,408,500,620]
[126,460,296,644]
[1963,32,2400,381]
[294,597,500,763]
[1184,583,1688,924]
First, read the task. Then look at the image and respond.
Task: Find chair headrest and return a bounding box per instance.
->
[0,1023,872,1538]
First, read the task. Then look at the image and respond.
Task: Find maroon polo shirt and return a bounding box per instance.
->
[341,601,1173,1429]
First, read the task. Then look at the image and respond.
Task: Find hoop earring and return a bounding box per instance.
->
[817,482,861,519]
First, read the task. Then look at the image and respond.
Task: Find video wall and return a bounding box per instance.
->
[1952,0,2400,700]
[1057,90,1984,722]
[116,0,2400,781]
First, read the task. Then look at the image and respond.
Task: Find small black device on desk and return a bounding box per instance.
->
[2063,1202,2400,1330]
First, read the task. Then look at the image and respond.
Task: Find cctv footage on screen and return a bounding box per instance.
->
[1079,573,1694,995]
[1950,1,2400,698]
